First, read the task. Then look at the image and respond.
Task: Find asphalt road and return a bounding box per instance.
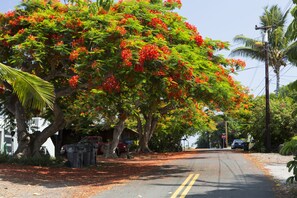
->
[93,150,275,198]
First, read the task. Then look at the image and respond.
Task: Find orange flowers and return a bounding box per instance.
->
[226,58,246,68]
[69,75,79,88]
[69,47,88,61]
[185,22,197,32]
[139,44,160,65]
[134,64,144,72]
[149,18,168,31]
[194,34,203,46]
[164,0,182,9]
[102,75,121,93]
[121,49,133,67]
[116,26,127,36]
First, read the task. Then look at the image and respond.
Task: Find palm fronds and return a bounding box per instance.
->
[0,63,55,110]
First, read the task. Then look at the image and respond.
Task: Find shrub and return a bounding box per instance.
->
[0,154,64,167]
[280,136,297,183]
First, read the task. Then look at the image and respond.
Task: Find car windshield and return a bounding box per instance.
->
[233,139,244,143]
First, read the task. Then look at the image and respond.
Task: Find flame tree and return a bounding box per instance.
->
[0,0,248,157]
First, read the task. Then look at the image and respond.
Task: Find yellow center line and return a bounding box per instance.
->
[170,174,194,198]
[180,174,200,198]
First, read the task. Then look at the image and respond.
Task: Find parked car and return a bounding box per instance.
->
[231,139,245,149]
[60,136,128,156]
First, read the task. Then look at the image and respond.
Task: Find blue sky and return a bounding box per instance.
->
[1,0,297,96]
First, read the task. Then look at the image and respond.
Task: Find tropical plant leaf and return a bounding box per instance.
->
[0,63,55,110]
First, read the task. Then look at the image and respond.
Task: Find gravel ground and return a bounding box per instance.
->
[248,153,297,198]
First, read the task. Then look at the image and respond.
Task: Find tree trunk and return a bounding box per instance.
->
[6,95,65,158]
[31,104,65,157]
[5,96,32,158]
[138,113,159,153]
[105,114,126,158]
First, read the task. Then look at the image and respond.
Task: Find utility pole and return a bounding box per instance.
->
[255,25,271,152]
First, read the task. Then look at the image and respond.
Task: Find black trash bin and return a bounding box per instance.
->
[89,144,97,165]
[66,144,84,168]
[81,143,92,166]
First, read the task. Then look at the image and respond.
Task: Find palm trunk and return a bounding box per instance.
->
[275,67,280,96]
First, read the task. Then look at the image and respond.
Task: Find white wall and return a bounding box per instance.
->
[0,117,56,158]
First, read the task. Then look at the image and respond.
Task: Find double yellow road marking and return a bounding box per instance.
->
[170,173,200,198]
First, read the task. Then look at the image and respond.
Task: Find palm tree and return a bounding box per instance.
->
[230,5,295,95]
[0,63,55,110]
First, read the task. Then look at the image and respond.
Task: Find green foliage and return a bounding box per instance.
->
[244,95,297,152]
[149,131,182,152]
[0,153,9,163]
[196,132,209,148]
[0,153,64,167]
[280,137,297,156]
[280,137,297,183]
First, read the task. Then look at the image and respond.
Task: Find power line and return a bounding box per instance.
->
[256,65,294,96]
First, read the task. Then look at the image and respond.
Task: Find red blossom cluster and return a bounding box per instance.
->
[164,0,182,9]
[69,47,88,61]
[227,75,235,87]
[56,41,64,46]
[207,46,213,59]
[178,60,185,67]
[102,75,120,93]
[134,64,144,72]
[216,42,225,49]
[153,69,166,76]
[9,17,21,26]
[18,29,25,34]
[195,74,209,84]
[149,10,161,14]
[185,22,197,32]
[65,18,82,29]
[4,11,15,18]
[69,75,79,88]
[28,35,36,41]
[160,46,170,55]
[138,44,160,66]
[116,26,127,36]
[156,33,165,40]
[195,77,202,83]
[51,34,63,41]
[71,38,84,47]
[148,18,168,31]
[194,34,203,46]
[183,67,193,80]
[226,59,246,68]
[121,49,133,67]
[120,14,137,25]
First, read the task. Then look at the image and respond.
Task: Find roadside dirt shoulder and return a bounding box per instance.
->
[245,152,297,198]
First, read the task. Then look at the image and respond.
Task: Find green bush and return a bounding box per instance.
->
[280,136,297,183]
[0,153,10,163]
[0,153,64,167]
